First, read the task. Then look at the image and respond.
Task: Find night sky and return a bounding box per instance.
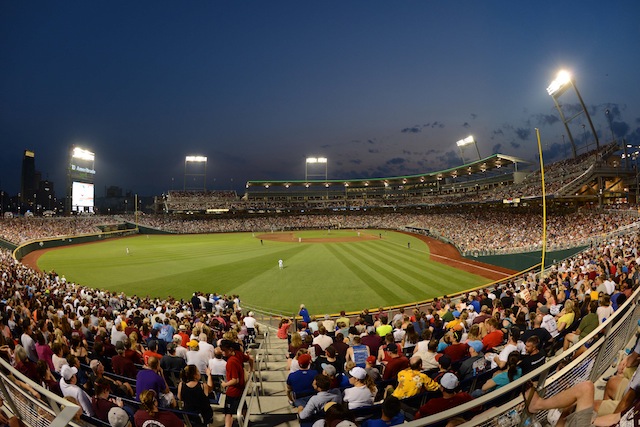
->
[2,1,639,196]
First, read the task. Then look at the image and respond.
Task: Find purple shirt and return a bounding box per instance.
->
[136,369,167,401]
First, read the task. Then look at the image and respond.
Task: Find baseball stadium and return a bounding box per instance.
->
[1,140,640,427]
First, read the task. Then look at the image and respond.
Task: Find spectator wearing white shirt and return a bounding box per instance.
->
[208,347,227,379]
[59,365,94,416]
[313,326,333,351]
[538,306,558,338]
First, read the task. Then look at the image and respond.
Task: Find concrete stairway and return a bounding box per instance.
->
[210,328,299,427]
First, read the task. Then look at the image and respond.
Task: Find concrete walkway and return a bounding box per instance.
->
[212,328,299,427]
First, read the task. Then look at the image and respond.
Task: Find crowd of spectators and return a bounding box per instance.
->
[284,233,640,425]
[0,247,258,427]
[0,217,118,245]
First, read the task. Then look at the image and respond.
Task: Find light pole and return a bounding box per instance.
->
[547,70,600,158]
[605,109,615,143]
[184,156,208,191]
[305,157,328,181]
[456,136,481,164]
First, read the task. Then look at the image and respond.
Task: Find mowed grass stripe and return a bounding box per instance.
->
[324,245,400,303]
[356,243,432,279]
[370,240,484,286]
[354,244,447,295]
[335,243,427,300]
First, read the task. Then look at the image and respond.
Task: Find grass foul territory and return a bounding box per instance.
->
[37,229,490,314]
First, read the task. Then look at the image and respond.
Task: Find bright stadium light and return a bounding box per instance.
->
[184,155,208,191]
[455,135,481,163]
[305,156,328,181]
[185,155,207,162]
[546,70,572,96]
[546,69,600,158]
[72,147,95,161]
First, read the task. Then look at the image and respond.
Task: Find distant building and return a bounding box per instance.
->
[20,150,36,203]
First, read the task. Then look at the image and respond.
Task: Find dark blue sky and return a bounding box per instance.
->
[2,1,639,196]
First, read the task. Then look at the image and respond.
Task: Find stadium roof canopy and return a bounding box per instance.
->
[245,153,531,189]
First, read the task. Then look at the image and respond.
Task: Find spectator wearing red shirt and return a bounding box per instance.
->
[382,344,409,381]
[142,341,163,366]
[442,331,469,363]
[415,373,474,419]
[220,339,246,427]
[482,318,504,352]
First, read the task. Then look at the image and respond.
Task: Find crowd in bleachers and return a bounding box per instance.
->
[0,247,257,427]
[163,191,238,212]
[284,234,640,426]
[0,217,119,245]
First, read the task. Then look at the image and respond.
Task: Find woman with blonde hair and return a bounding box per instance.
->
[556,299,576,333]
[287,332,305,366]
[129,332,144,355]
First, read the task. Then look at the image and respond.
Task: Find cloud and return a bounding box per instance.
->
[492,128,504,136]
[401,126,422,133]
[515,128,531,141]
[470,113,477,119]
[462,122,470,128]
[386,157,406,165]
[367,139,376,144]
[349,159,362,165]
[436,150,462,169]
[544,142,567,161]
[368,148,379,154]
[402,150,412,155]
[492,143,502,153]
[611,120,630,138]
[534,113,560,126]
[431,121,445,129]
[510,141,521,149]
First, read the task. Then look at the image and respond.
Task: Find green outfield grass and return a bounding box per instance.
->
[37,229,490,314]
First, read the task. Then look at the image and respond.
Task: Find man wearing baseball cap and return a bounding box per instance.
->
[458,340,487,380]
[287,353,318,406]
[414,372,474,418]
[60,365,94,416]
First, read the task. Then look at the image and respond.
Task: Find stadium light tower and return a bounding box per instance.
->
[547,70,600,159]
[305,157,328,181]
[456,135,481,164]
[184,155,207,191]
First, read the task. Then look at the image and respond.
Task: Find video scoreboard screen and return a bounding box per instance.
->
[71,181,94,212]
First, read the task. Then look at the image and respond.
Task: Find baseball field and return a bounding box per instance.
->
[33,229,515,314]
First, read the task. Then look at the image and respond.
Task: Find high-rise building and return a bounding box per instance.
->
[20,150,36,203]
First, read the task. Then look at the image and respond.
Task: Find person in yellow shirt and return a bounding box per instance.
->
[445,311,464,331]
[556,300,577,332]
[392,356,439,399]
[376,316,392,338]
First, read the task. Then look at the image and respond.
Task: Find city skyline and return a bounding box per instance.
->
[1,1,639,197]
